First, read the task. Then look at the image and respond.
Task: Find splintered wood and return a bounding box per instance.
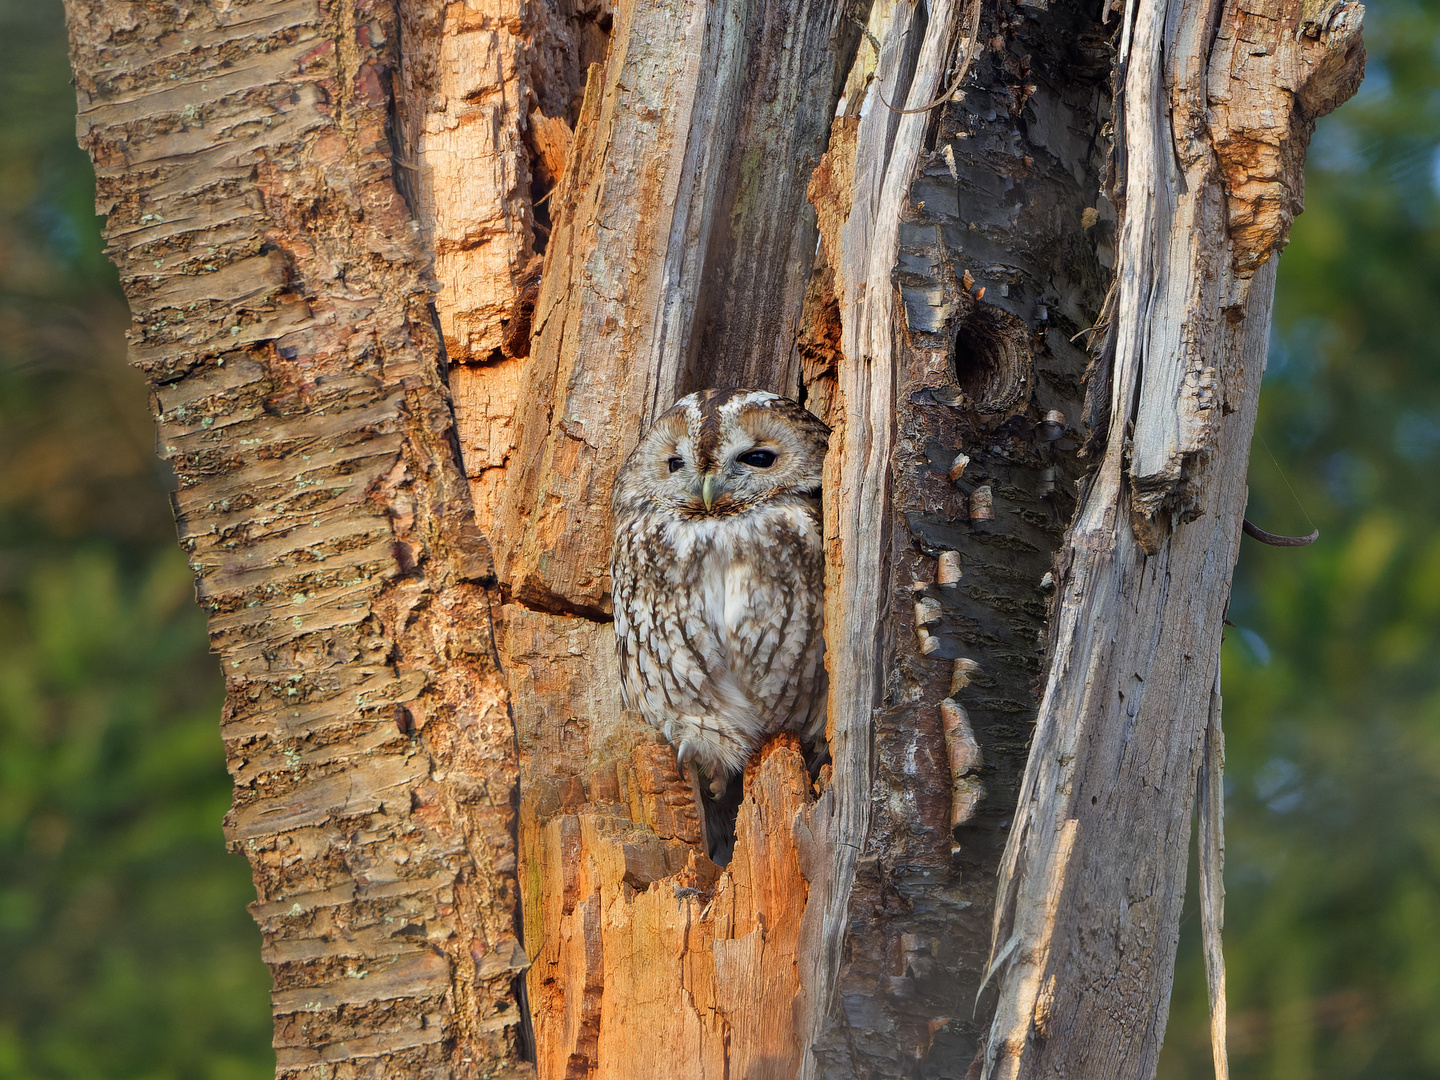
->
[501,608,817,1078]
[404,0,533,365]
[410,0,861,1069]
[490,0,856,615]
[1126,0,1365,528]
[981,0,1364,1076]
[523,737,815,1080]
[407,0,601,537]
[451,358,525,535]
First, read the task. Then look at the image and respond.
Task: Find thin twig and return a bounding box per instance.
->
[1258,431,1320,534]
[1241,519,1319,547]
[852,14,883,54]
[1068,321,1109,343]
[876,0,985,116]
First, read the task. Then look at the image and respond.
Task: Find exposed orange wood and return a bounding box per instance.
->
[523,735,815,1080]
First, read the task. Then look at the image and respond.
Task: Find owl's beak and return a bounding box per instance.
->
[700,473,720,511]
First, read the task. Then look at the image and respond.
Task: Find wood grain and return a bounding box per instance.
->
[489,0,858,616]
[448,0,866,1067]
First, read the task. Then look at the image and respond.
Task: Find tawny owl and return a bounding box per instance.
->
[611,388,830,800]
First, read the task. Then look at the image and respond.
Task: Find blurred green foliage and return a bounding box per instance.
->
[1160,0,1440,1077]
[0,0,272,1076]
[0,0,1434,1075]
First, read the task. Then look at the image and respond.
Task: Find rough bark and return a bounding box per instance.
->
[64,0,533,1075]
[804,0,1116,1069]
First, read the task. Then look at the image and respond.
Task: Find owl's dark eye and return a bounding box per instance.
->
[667,456,685,474]
[738,449,777,469]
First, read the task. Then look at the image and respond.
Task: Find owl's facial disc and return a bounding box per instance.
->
[611,388,829,520]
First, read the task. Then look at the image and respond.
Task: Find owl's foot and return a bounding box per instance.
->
[672,736,734,799]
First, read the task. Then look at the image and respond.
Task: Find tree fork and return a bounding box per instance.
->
[63,0,1362,1074]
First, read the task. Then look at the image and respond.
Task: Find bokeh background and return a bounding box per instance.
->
[0,0,1434,1075]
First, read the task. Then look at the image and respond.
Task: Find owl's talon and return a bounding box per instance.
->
[676,740,696,769]
[708,774,727,799]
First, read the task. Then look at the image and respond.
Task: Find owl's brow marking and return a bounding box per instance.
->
[689,388,787,470]
[694,390,738,469]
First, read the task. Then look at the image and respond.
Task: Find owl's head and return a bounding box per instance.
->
[613,389,830,519]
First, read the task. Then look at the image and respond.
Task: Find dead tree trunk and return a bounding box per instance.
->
[65,0,1362,1074]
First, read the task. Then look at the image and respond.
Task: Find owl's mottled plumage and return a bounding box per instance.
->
[611,388,830,799]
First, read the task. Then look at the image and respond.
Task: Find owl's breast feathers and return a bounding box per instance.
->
[611,498,826,784]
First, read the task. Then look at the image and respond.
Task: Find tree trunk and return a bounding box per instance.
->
[64,0,1362,1074]
[64,0,531,1073]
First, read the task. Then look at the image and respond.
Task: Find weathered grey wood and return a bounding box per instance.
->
[981,0,1363,1073]
[1200,668,1229,1080]
[800,1,964,1072]
[984,257,1276,1079]
[803,0,1117,1067]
